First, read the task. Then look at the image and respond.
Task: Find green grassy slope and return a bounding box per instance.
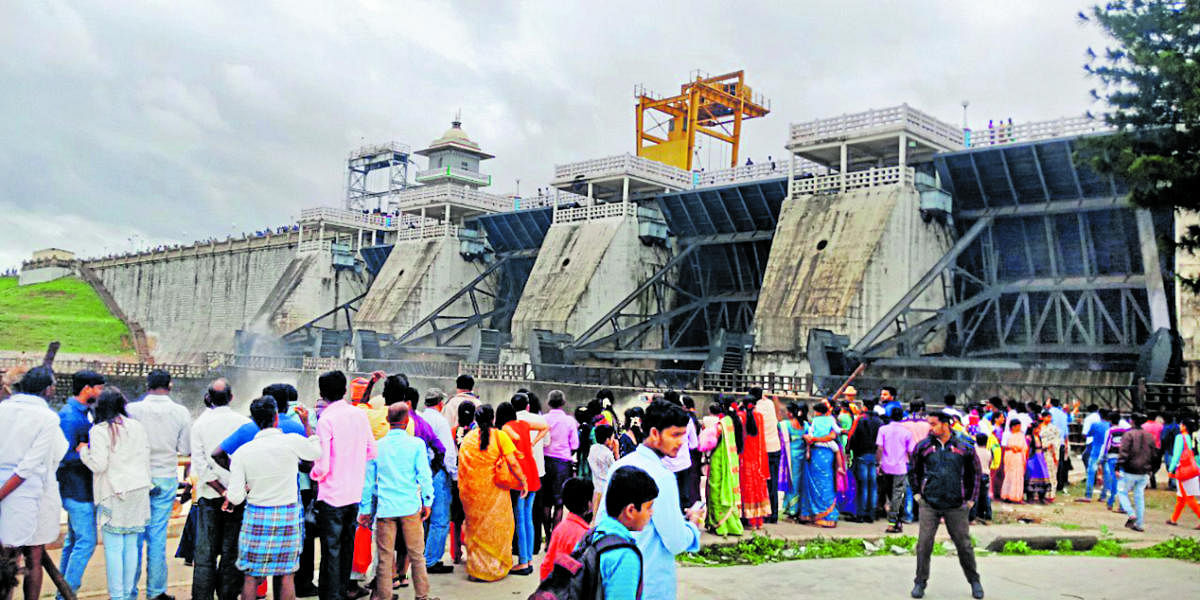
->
[0,276,134,356]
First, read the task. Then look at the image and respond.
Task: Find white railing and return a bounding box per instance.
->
[789,104,964,150]
[348,141,410,159]
[297,239,332,254]
[393,223,461,242]
[964,116,1111,148]
[696,157,828,187]
[414,166,491,185]
[552,201,638,224]
[299,207,396,230]
[389,183,511,214]
[512,190,590,210]
[791,166,915,196]
[553,154,693,189]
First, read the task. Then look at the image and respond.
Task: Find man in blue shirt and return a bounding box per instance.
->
[57,370,105,598]
[1078,411,1112,502]
[588,465,657,600]
[602,400,702,600]
[357,403,437,600]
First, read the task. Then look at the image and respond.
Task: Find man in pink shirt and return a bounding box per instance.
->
[877,407,917,533]
[1142,411,1164,489]
[311,371,377,600]
[542,390,580,530]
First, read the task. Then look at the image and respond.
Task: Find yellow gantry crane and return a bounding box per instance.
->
[635,70,771,172]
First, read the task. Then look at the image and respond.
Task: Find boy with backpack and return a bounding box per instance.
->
[530,466,658,600]
[539,477,595,580]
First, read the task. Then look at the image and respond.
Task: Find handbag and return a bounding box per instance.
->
[1173,441,1199,481]
[494,454,524,490]
[492,429,526,491]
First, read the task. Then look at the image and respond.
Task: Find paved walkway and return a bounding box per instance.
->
[52,539,1200,600]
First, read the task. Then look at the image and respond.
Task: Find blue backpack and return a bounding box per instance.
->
[528,529,643,600]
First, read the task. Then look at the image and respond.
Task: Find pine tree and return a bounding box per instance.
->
[1079,1,1200,288]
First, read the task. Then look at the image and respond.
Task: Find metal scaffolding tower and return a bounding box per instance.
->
[346,142,411,212]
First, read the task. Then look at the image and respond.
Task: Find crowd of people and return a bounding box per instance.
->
[1,364,1199,600]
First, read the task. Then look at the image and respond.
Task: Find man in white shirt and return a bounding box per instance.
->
[188,379,250,600]
[126,369,191,600]
[0,367,68,600]
[226,398,319,600]
[419,389,456,574]
[752,388,782,523]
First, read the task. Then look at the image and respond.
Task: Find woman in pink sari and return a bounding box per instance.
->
[1000,419,1027,503]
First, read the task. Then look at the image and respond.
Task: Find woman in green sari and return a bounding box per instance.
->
[700,401,743,536]
[781,402,808,521]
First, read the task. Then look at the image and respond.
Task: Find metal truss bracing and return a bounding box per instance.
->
[568,179,786,365]
[854,136,1171,372]
[388,250,536,355]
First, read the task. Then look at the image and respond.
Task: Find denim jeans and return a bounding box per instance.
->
[1085,453,1102,499]
[853,455,878,521]
[104,530,140,600]
[131,477,177,599]
[191,497,243,600]
[424,470,452,566]
[512,490,537,565]
[904,483,916,522]
[1103,457,1118,506]
[60,497,98,596]
[1117,472,1150,527]
[316,501,358,600]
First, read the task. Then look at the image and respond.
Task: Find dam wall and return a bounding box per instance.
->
[356,234,489,338]
[84,231,352,362]
[750,185,953,375]
[508,205,671,356]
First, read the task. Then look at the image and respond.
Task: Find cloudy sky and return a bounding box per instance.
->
[0,1,1112,270]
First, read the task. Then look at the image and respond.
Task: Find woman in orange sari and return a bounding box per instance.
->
[737,397,771,530]
[457,404,527,582]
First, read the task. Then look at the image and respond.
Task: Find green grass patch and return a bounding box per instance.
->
[995,535,1200,562]
[0,276,133,355]
[682,534,1200,567]
[679,534,920,566]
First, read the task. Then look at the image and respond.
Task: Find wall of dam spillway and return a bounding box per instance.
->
[84,232,361,362]
[509,210,671,358]
[356,235,489,338]
[750,184,954,375]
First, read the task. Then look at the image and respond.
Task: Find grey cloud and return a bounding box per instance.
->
[0,0,1109,270]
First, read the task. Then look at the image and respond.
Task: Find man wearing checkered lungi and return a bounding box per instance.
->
[226,398,321,600]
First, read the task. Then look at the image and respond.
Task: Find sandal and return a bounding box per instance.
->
[393,576,408,589]
[1165,520,1179,526]
[885,525,903,534]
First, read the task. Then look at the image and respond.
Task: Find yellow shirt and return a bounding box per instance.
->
[356,401,389,440]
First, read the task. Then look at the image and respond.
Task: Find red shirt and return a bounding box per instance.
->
[505,420,541,492]
[539,512,591,580]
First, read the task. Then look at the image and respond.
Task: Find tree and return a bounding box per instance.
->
[1079,0,1200,289]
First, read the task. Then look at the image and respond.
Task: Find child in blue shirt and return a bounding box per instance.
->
[587,466,658,600]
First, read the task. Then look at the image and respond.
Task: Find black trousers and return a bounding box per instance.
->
[191,497,243,600]
[297,488,317,587]
[316,501,358,600]
[766,451,782,523]
[915,503,979,586]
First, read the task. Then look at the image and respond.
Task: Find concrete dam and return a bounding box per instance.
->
[45,101,1186,395]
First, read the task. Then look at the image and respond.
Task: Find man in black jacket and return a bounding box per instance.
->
[847,398,883,522]
[908,411,983,599]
